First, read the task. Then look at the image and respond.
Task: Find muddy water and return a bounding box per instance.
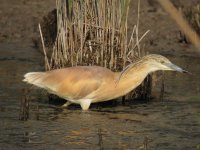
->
[0,43,200,150]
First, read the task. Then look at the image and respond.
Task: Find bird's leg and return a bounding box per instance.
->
[61,101,72,108]
[80,99,91,110]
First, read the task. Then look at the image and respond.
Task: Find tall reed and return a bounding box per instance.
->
[41,0,149,71]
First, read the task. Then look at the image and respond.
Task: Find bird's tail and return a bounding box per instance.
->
[23,72,47,88]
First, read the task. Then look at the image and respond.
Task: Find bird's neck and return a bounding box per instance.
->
[91,62,152,102]
[114,62,150,97]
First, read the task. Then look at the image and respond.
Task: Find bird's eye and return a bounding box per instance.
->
[160,60,165,64]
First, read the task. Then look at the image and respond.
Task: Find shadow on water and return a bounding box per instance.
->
[0,43,200,149]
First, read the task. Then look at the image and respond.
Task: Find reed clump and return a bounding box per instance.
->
[40,0,151,101]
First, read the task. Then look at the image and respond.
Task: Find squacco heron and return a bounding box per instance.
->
[23,54,188,110]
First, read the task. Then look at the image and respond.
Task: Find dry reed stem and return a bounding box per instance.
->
[19,88,30,121]
[157,0,200,52]
[39,23,50,70]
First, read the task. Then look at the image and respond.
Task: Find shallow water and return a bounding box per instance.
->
[0,43,200,149]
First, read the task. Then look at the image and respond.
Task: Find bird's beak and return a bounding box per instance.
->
[165,63,191,74]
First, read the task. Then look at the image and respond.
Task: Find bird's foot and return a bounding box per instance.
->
[80,99,91,110]
[61,101,72,108]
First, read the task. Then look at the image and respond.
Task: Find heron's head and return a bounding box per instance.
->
[142,54,189,73]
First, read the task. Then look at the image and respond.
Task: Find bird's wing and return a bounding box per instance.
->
[41,66,113,100]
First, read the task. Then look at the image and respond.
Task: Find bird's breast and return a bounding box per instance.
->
[90,72,148,103]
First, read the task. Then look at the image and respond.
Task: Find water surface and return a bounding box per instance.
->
[0,43,200,149]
